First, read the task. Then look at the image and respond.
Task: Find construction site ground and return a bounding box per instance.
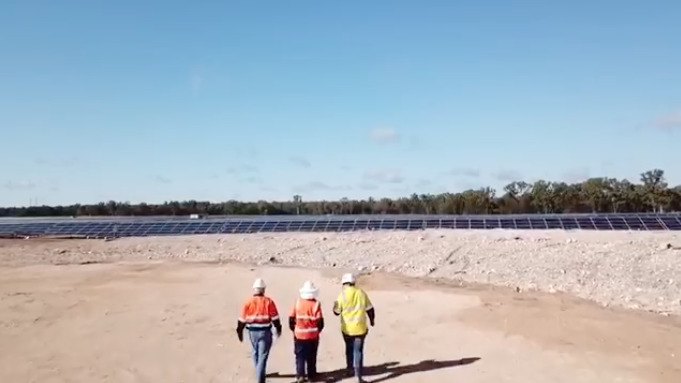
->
[2,257,680,383]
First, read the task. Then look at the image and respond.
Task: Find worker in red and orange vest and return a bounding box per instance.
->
[237,278,283,383]
[288,281,324,383]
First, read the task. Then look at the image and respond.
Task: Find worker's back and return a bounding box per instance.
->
[337,285,372,336]
[240,295,279,330]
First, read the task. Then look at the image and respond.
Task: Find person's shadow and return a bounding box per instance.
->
[267,357,480,382]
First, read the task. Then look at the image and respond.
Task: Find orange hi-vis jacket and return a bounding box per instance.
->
[289,298,323,340]
[239,295,280,331]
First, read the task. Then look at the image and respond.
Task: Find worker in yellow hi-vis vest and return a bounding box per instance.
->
[332,273,375,383]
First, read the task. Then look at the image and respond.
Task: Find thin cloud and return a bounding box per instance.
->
[34,156,78,167]
[152,175,172,184]
[363,168,405,184]
[241,164,259,173]
[416,178,433,187]
[407,136,424,150]
[289,156,311,168]
[358,182,378,190]
[226,164,259,174]
[447,168,481,178]
[1,181,37,190]
[241,176,263,184]
[494,170,523,182]
[369,127,400,144]
[293,181,330,192]
[293,181,351,193]
[654,110,681,130]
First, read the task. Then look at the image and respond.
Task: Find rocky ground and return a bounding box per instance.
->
[1,229,680,316]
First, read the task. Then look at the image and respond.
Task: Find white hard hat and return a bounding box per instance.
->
[299,281,319,300]
[252,278,266,289]
[341,273,356,284]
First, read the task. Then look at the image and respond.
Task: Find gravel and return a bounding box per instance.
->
[1,229,680,316]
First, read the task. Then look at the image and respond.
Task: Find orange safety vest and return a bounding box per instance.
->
[289,298,322,340]
[240,295,280,330]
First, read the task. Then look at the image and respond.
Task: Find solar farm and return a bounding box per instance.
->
[1,212,680,238]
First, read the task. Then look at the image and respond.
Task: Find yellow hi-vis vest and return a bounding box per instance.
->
[335,286,373,336]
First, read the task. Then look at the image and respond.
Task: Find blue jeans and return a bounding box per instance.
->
[294,338,319,380]
[248,329,273,383]
[343,333,366,381]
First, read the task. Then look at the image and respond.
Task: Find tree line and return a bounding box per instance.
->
[1,169,679,217]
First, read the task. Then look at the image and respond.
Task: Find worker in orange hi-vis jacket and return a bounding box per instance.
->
[288,281,324,383]
[237,278,283,383]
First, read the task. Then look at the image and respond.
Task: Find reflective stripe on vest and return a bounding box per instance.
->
[294,299,321,339]
[338,286,370,335]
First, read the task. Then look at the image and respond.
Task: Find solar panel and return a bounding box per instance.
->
[624,217,645,230]
[661,217,681,230]
[561,218,579,230]
[440,219,455,229]
[545,218,562,229]
[500,219,516,229]
[607,217,628,230]
[312,220,329,232]
[355,220,369,230]
[576,218,595,230]
[340,220,355,231]
[515,218,531,229]
[529,218,547,229]
[640,217,664,230]
[485,218,501,229]
[2,214,681,238]
[425,219,440,229]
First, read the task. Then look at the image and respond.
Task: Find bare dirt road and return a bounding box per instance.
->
[2,260,680,383]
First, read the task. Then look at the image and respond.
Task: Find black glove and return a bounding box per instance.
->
[370,319,375,327]
[237,331,244,342]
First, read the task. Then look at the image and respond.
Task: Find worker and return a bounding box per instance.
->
[237,278,283,383]
[288,281,324,383]
[332,273,375,383]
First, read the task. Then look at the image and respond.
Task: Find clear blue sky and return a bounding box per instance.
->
[1,1,680,206]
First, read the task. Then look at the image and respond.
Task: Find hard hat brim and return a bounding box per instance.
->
[299,287,319,299]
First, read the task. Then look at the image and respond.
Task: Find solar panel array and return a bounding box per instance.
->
[1,214,680,238]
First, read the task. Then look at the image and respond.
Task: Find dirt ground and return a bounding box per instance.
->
[1,258,680,383]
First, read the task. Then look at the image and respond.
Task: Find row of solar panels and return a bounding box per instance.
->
[1,216,680,237]
[2,211,679,223]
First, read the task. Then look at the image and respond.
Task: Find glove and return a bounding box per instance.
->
[370,319,375,327]
[237,332,244,343]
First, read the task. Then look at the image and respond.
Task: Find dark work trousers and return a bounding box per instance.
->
[342,333,366,380]
[294,338,319,380]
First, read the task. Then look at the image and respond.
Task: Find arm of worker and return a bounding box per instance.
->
[288,303,296,332]
[268,299,283,336]
[315,301,325,332]
[237,302,248,342]
[272,318,283,336]
[332,296,342,316]
[236,320,246,342]
[365,293,375,326]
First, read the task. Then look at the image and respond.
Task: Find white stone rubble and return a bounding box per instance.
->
[1,229,680,316]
